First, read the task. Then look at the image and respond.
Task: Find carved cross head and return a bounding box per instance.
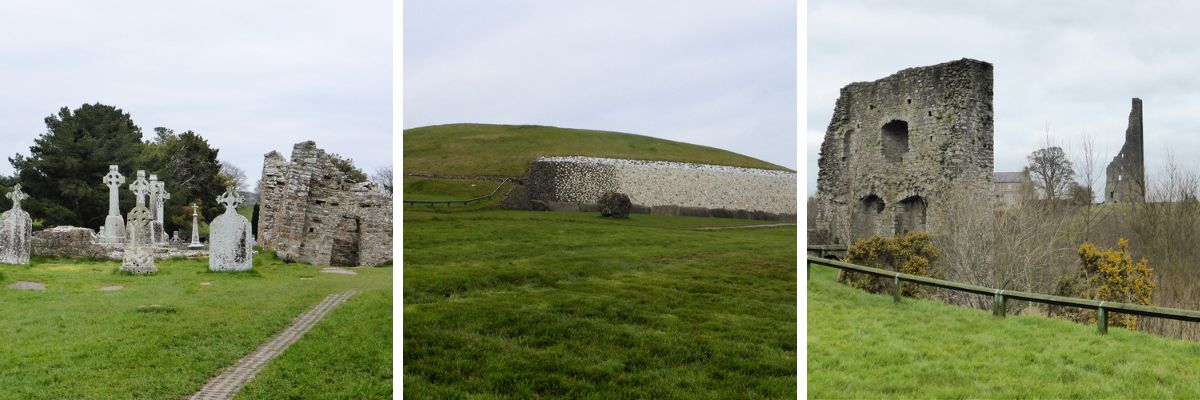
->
[129,170,150,199]
[192,203,199,215]
[6,184,27,210]
[217,188,243,211]
[103,165,125,187]
[159,182,170,201]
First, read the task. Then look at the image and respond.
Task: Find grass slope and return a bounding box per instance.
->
[405,209,797,398]
[403,123,790,178]
[807,264,1200,398]
[0,253,391,399]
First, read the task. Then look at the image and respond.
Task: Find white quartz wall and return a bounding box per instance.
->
[533,156,796,215]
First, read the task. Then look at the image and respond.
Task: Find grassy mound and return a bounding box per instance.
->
[403,123,790,178]
[807,263,1200,398]
[0,253,391,399]
[405,209,796,398]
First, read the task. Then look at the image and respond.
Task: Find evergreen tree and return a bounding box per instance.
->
[9,104,146,228]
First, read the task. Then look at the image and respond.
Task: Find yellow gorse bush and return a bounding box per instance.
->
[844,232,939,297]
[1076,238,1156,330]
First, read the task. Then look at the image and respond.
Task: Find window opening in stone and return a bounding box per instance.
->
[907,98,912,104]
[841,131,853,161]
[853,195,885,239]
[869,104,875,110]
[895,196,927,234]
[928,111,933,117]
[881,120,910,163]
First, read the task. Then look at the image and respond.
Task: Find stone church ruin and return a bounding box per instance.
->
[257,141,392,267]
[1105,98,1145,204]
[815,58,995,244]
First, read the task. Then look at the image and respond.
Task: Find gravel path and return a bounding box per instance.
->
[188,290,359,400]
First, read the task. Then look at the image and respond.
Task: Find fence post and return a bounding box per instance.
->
[1097,302,1108,334]
[993,290,1006,318]
[893,273,901,304]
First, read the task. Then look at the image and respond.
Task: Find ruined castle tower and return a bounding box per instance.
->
[257,141,392,267]
[1105,98,1145,204]
[815,59,994,244]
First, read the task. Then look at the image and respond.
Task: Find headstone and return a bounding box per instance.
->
[0,184,33,265]
[121,180,156,274]
[188,203,204,249]
[209,188,253,272]
[100,165,127,243]
[147,175,167,244]
[125,171,154,246]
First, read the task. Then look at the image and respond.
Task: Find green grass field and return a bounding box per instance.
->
[404,209,797,398]
[403,123,791,177]
[0,253,391,399]
[807,263,1200,398]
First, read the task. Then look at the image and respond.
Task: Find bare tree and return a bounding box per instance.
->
[218,161,247,192]
[1027,146,1076,200]
[371,166,393,195]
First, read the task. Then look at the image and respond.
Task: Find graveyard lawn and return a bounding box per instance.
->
[0,253,391,399]
[807,264,1200,398]
[404,209,797,398]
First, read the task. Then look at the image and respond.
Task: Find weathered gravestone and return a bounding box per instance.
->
[125,171,154,246]
[147,175,170,244]
[209,188,253,272]
[598,191,632,219]
[121,203,156,274]
[121,174,157,274]
[0,184,33,265]
[100,165,126,243]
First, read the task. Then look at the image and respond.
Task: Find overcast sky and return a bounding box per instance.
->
[405,0,797,170]
[0,1,391,187]
[808,1,1200,197]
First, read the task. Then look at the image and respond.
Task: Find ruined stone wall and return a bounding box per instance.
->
[1105,98,1145,204]
[815,58,994,244]
[257,151,288,249]
[257,141,393,267]
[518,156,796,219]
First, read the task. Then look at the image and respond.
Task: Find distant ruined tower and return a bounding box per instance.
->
[1105,98,1145,204]
[815,59,994,245]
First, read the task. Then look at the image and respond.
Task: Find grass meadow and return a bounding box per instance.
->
[404,209,797,398]
[0,252,391,399]
[807,263,1200,398]
[403,123,791,177]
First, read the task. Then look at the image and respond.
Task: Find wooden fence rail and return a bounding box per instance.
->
[805,251,1200,334]
[403,177,516,206]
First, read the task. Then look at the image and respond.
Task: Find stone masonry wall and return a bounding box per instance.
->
[257,141,392,267]
[815,58,994,244]
[1105,98,1145,204]
[518,156,796,219]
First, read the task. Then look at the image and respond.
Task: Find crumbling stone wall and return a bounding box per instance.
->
[1105,98,1145,204]
[511,156,796,220]
[815,58,994,244]
[257,141,392,267]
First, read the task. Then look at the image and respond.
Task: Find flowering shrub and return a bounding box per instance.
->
[844,232,939,297]
[1069,238,1156,329]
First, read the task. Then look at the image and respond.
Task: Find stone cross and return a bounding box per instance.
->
[6,184,27,211]
[217,189,242,213]
[148,174,160,215]
[189,203,203,248]
[103,165,125,217]
[156,182,170,223]
[129,170,150,206]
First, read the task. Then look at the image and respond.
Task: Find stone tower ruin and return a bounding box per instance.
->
[815,58,994,244]
[257,141,392,267]
[1105,98,1145,204]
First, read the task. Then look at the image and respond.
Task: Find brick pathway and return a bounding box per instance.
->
[690,223,796,231]
[188,290,359,400]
